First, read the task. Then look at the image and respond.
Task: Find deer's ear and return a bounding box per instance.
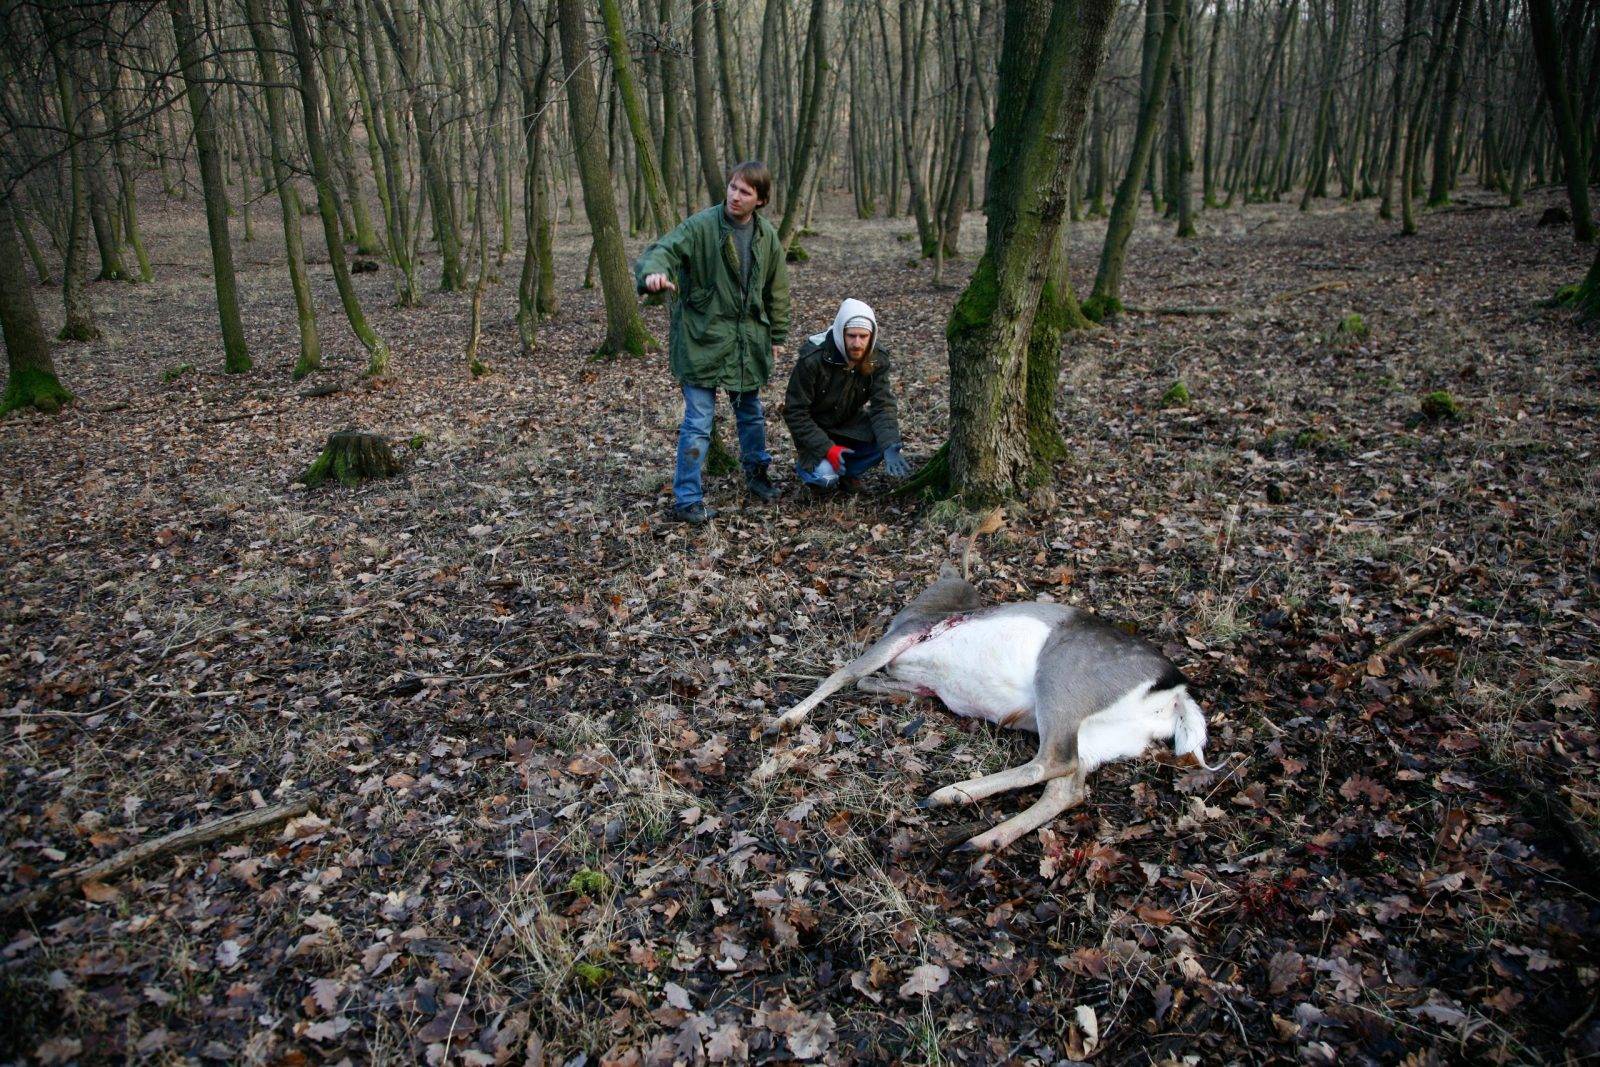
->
[937,562,961,581]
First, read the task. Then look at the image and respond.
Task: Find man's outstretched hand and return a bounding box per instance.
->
[644,273,677,293]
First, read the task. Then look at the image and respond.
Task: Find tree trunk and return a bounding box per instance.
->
[1400,0,1463,235]
[556,0,654,356]
[1300,0,1350,209]
[600,0,675,234]
[514,0,559,352]
[1201,0,1223,206]
[944,0,1117,501]
[372,0,466,289]
[1378,0,1420,220]
[285,0,392,375]
[1527,0,1595,242]
[691,0,724,203]
[1426,0,1471,206]
[167,0,250,371]
[243,0,322,379]
[778,0,831,253]
[714,0,747,160]
[1223,0,1299,207]
[0,206,73,416]
[1087,0,1181,319]
[355,4,422,305]
[1171,0,1197,236]
[49,46,98,342]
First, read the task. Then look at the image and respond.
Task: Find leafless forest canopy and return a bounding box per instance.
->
[1,0,1598,1062]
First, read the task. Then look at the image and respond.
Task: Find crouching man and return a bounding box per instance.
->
[783,299,909,493]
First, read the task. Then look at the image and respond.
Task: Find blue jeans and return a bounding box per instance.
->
[795,435,884,486]
[675,383,771,507]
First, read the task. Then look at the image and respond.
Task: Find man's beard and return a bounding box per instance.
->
[847,348,876,375]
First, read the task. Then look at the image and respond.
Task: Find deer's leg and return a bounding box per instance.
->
[854,674,927,697]
[767,629,924,735]
[960,763,1088,852]
[919,755,1077,808]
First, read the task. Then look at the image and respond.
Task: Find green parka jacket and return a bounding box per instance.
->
[633,205,790,391]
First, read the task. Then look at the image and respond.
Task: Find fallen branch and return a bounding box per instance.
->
[1,798,312,921]
[1330,617,1455,690]
[1121,304,1234,317]
[1272,279,1356,302]
[204,407,284,425]
[1372,617,1453,659]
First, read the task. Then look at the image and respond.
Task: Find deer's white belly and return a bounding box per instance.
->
[885,614,1050,730]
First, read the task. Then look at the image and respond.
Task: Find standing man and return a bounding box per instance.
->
[635,161,790,524]
[784,298,909,493]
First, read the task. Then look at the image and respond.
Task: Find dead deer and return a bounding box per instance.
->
[765,513,1218,852]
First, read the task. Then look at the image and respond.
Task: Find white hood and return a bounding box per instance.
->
[808,298,878,359]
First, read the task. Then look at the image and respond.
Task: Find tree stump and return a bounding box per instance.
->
[301,430,399,488]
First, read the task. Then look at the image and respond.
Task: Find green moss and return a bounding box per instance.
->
[1419,390,1462,422]
[163,362,196,383]
[572,963,610,987]
[1541,282,1582,308]
[946,256,999,344]
[785,242,809,263]
[0,367,75,417]
[1160,381,1191,408]
[1079,294,1123,323]
[566,868,613,897]
[704,417,739,477]
[469,358,491,377]
[58,320,99,343]
[408,433,428,450]
[1335,313,1368,340]
[1293,428,1326,450]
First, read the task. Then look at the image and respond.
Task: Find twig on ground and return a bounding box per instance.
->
[0,798,313,920]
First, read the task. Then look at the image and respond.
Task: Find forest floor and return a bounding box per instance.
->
[2,185,1598,1066]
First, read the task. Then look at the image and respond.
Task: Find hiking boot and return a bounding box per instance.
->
[745,465,782,502]
[670,502,718,524]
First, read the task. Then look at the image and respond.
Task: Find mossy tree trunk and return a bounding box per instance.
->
[167,0,250,373]
[285,0,392,377]
[301,431,400,488]
[0,206,73,416]
[598,0,674,236]
[1573,245,1600,321]
[1026,235,1093,470]
[555,0,653,357]
[945,0,1117,503]
[243,0,321,380]
[1087,0,1181,320]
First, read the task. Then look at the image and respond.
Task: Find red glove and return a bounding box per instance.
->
[826,444,853,472]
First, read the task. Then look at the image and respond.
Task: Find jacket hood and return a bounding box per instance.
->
[808,298,878,363]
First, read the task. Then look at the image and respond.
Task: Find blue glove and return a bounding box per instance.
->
[811,458,840,486]
[883,444,909,479]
